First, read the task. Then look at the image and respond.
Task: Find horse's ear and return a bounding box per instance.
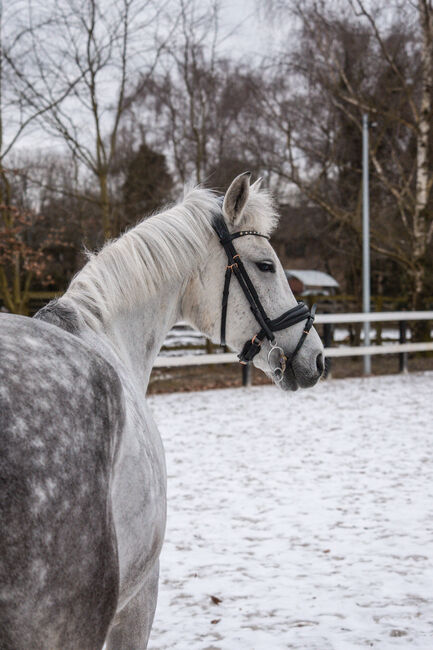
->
[223,172,251,225]
[251,176,263,191]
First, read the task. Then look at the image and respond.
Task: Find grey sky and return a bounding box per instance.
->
[219,0,275,59]
[11,0,278,156]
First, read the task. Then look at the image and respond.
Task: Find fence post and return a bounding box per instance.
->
[399,320,408,373]
[242,363,252,387]
[323,322,333,378]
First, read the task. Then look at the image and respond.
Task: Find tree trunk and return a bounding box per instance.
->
[0,261,31,315]
[411,1,433,319]
[100,172,112,240]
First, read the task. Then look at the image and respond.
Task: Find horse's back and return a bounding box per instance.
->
[0,313,124,649]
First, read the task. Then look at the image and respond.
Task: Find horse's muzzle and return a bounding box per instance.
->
[278,350,324,392]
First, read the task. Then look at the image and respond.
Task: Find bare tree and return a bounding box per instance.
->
[135,0,259,190]
[346,0,433,310]
[9,0,175,240]
[0,0,85,312]
[160,0,221,185]
[254,0,433,310]
[0,1,82,199]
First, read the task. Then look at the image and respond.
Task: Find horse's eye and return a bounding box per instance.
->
[256,261,275,273]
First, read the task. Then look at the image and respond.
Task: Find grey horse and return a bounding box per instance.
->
[0,174,324,649]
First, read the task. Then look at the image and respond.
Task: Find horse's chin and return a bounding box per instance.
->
[274,365,299,392]
[257,360,299,391]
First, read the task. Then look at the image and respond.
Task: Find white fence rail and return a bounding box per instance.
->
[325,342,433,358]
[153,311,433,369]
[154,353,238,368]
[316,311,433,324]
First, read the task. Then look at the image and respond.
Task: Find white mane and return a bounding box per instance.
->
[63,185,278,331]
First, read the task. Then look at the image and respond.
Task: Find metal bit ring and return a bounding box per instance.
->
[268,344,287,383]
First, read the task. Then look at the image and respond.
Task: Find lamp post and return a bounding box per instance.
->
[362,113,371,374]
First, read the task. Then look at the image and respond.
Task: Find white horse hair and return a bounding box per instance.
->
[67,183,278,332]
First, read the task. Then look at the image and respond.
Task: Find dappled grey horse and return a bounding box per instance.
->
[0,173,324,649]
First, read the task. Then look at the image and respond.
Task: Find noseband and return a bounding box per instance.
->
[212,214,316,377]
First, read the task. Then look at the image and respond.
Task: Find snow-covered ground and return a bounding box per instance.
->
[147,372,433,650]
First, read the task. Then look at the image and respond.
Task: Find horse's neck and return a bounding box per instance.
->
[63,279,184,394]
[104,283,183,392]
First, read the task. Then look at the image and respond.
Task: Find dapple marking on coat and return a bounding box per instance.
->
[0,173,324,649]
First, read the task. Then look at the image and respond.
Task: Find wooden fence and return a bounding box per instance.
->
[153,311,433,384]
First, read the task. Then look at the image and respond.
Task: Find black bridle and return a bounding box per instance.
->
[212,214,316,374]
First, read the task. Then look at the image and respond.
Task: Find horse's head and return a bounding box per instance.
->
[183,172,324,391]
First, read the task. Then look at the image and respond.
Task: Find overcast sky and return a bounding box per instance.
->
[11,0,280,157]
[219,0,275,59]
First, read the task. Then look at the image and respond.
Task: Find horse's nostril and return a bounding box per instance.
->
[316,353,324,375]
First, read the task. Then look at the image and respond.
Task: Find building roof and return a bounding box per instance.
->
[285,269,340,288]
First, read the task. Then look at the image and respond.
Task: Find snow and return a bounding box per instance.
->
[147,372,433,650]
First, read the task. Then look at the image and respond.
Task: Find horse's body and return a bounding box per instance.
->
[0,175,324,648]
[0,314,122,648]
